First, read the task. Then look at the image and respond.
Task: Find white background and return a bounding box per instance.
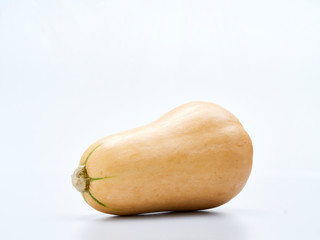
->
[1,0,320,239]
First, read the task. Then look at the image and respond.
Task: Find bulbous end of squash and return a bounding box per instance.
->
[71,165,90,192]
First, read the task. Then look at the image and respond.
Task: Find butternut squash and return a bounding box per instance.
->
[72,101,253,215]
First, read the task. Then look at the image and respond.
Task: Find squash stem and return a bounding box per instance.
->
[71,165,89,192]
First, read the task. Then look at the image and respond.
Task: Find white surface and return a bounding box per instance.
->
[1,1,320,239]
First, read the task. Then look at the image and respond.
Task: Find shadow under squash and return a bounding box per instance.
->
[80,210,246,240]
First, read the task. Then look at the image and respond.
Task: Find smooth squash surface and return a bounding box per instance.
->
[72,101,253,215]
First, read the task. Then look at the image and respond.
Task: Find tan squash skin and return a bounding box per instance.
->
[72,101,253,215]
